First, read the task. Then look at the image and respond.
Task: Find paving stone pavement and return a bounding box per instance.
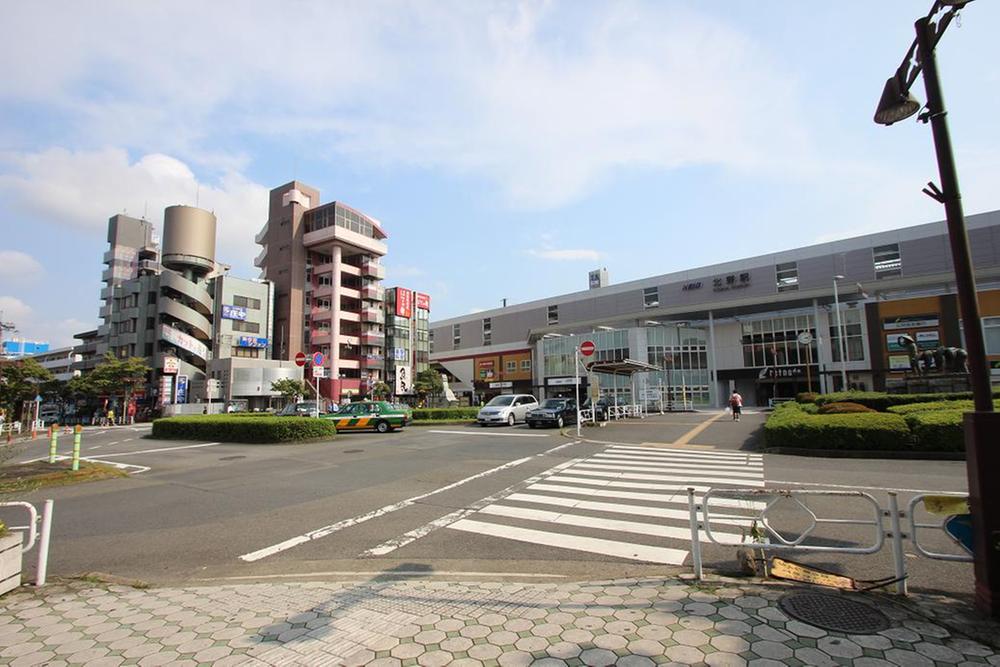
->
[1,575,998,666]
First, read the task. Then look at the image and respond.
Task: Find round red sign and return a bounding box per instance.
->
[580,341,596,356]
[294,352,307,367]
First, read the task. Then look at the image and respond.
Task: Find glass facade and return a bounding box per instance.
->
[646,326,711,406]
[829,308,865,362]
[742,315,819,367]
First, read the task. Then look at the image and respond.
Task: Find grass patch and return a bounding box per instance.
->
[0,460,127,493]
[151,415,337,443]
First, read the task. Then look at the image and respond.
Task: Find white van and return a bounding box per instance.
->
[477,394,538,427]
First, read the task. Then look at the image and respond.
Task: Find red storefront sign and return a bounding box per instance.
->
[415,292,430,311]
[396,288,413,318]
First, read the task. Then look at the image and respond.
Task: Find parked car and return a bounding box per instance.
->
[477,394,538,426]
[323,401,410,433]
[581,397,612,421]
[526,398,577,429]
[277,401,323,416]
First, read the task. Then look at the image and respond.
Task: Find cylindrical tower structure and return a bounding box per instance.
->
[162,205,217,275]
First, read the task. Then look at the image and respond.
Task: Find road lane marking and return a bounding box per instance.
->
[557,468,766,487]
[593,453,762,468]
[574,462,763,479]
[240,455,537,562]
[528,483,767,510]
[607,444,761,459]
[359,460,582,557]
[74,442,223,458]
[41,454,150,474]
[448,519,689,564]
[427,430,549,438]
[504,493,755,526]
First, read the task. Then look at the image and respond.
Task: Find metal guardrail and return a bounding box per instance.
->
[689,488,908,594]
[907,493,973,563]
[0,499,54,586]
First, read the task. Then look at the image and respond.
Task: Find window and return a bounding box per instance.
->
[233,347,260,358]
[483,317,491,332]
[983,317,1000,355]
[776,262,798,292]
[829,308,865,362]
[740,315,818,367]
[233,321,260,333]
[147,292,157,305]
[547,305,559,325]
[506,360,516,373]
[146,317,155,331]
[429,330,434,353]
[643,287,659,309]
[521,359,531,371]
[233,295,262,310]
[873,243,902,279]
[483,332,492,346]
[452,324,461,347]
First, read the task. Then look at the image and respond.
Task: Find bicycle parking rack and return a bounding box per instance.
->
[687,487,974,596]
[0,499,54,586]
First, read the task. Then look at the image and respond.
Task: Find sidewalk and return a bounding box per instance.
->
[2,573,998,666]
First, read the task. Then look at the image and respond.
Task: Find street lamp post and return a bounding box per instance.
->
[832,276,849,391]
[874,0,1000,617]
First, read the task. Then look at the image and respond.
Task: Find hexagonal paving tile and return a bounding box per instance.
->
[817,636,863,660]
[673,629,710,647]
[414,629,447,646]
[580,648,619,666]
[751,640,794,661]
[665,644,706,664]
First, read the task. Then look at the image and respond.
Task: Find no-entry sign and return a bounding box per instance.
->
[580,340,596,356]
[294,352,307,367]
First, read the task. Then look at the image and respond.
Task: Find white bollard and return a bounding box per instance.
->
[35,500,54,586]
[688,487,703,580]
[887,492,908,596]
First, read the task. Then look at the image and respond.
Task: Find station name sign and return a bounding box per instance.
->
[758,365,807,379]
[713,272,751,293]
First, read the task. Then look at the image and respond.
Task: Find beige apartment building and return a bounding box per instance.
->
[255,182,388,401]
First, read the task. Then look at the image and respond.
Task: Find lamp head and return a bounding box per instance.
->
[874,76,921,126]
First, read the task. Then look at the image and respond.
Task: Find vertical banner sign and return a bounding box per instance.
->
[396,288,413,318]
[175,375,189,404]
[395,365,412,395]
[159,376,174,406]
[415,292,430,311]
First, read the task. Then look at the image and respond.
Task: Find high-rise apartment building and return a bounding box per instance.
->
[256,182,388,401]
[384,288,431,396]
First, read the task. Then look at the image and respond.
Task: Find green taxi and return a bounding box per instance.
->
[323,401,411,433]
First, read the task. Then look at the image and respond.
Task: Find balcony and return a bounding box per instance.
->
[361,331,385,346]
[253,245,268,268]
[254,222,268,244]
[313,283,333,299]
[138,259,161,275]
[361,261,385,279]
[303,223,388,256]
[339,310,360,322]
[339,333,361,347]
[361,354,384,368]
[310,305,332,318]
[311,331,332,346]
[361,285,384,301]
[361,308,384,324]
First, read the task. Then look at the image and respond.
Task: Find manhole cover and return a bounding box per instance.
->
[218,455,246,461]
[778,592,890,634]
[343,449,363,453]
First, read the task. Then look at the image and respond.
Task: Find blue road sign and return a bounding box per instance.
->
[944,514,973,555]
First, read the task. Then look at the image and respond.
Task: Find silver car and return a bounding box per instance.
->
[477,394,539,427]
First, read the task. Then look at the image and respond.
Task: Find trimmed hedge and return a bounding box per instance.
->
[888,399,1000,415]
[905,410,965,452]
[151,416,337,443]
[411,407,479,420]
[795,392,819,404]
[804,390,1000,412]
[764,402,910,451]
[817,401,876,414]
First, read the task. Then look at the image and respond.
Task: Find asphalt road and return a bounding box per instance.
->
[1,412,973,600]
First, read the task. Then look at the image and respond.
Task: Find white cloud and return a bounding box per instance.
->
[528,248,601,261]
[0,296,90,348]
[0,296,32,325]
[0,250,44,284]
[0,148,268,276]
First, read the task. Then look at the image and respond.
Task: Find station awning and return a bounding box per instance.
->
[586,358,661,375]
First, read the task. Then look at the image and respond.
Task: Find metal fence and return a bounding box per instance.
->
[0,499,54,586]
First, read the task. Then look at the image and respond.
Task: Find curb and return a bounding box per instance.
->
[761,446,964,460]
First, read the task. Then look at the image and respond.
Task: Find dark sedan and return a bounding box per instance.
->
[526,398,578,429]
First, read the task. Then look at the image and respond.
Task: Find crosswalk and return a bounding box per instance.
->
[445,444,766,565]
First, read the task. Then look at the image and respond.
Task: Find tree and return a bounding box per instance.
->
[370,381,391,400]
[271,378,306,402]
[88,354,150,408]
[0,358,54,419]
[414,369,443,404]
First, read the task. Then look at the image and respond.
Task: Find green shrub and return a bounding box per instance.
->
[812,391,1000,412]
[817,401,877,414]
[796,392,819,404]
[411,407,479,420]
[764,402,910,451]
[905,410,965,452]
[151,415,336,443]
[888,399,1000,415]
[799,402,820,414]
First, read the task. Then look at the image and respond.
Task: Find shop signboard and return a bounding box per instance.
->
[175,375,189,404]
[162,356,179,374]
[160,324,209,360]
[415,293,430,311]
[313,366,327,378]
[221,305,248,321]
[888,355,912,371]
[395,288,413,318]
[236,336,269,348]
[883,315,939,331]
[489,381,513,389]
[916,330,940,350]
[588,375,601,401]
[478,359,495,379]
[159,375,174,406]
[393,347,408,361]
[758,366,806,379]
[547,377,580,386]
[887,334,908,352]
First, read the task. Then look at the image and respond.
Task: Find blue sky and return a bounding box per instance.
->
[1,1,998,347]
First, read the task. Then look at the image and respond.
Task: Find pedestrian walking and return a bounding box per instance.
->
[729,391,743,422]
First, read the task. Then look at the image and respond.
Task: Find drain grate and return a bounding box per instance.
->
[343,449,363,453]
[218,455,246,461]
[778,592,890,634]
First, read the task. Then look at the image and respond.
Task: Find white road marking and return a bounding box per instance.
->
[765,479,968,495]
[448,519,689,564]
[36,454,150,474]
[573,462,763,480]
[204,571,569,581]
[504,492,755,526]
[557,468,767,487]
[593,452,763,469]
[545,475,726,495]
[477,504,744,543]
[359,459,582,557]
[240,455,536,562]
[527,483,767,510]
[607,445,762,461]
[427,430,549,438]
[76,442,223,458]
